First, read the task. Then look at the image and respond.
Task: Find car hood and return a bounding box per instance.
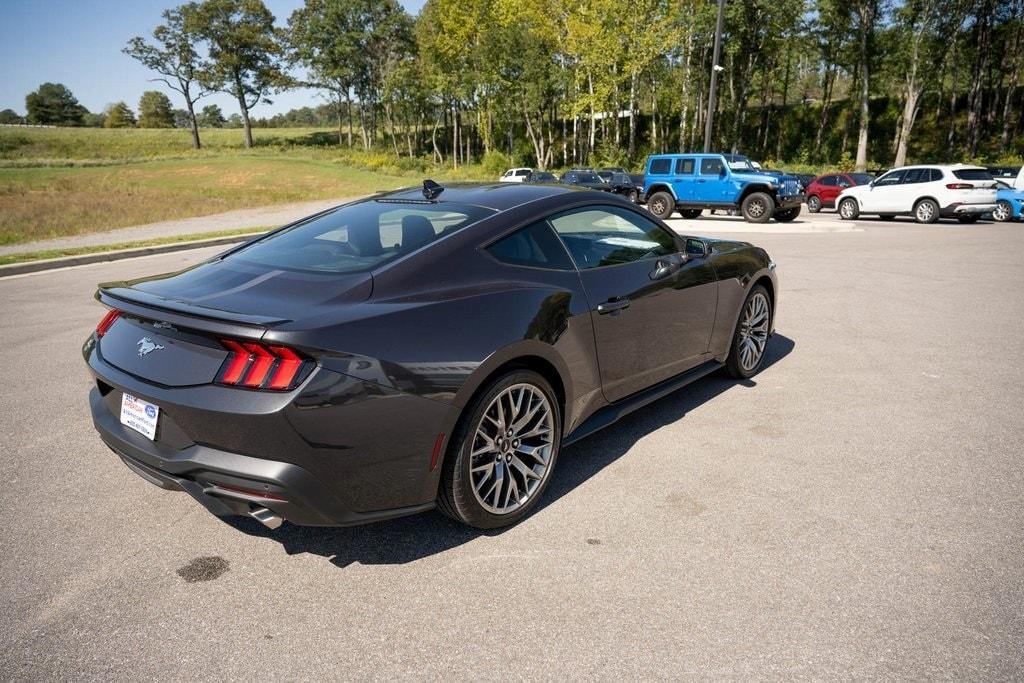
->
[99,256,373,326]
[731,170,798,185]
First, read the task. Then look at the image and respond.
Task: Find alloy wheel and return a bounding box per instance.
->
[737,292,770,371]
[470,383,555,515]
[839,200,855,219]
[993,201,1011,222]
[916,202,934,222]
[651,198,666,214]
[748,199,765,218]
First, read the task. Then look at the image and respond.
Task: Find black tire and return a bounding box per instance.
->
[437,370,562,529]
[628,189,639,203]
[678,208,702,219]
[725,285,772,379]
[913,198,939,224]
[647,191,675,220]
[957,214,980,224]
[774,207,800,222]
[838,197,860,220]
[807,195,821,213]
[993,200,1014,222]
[878,214,895,221]
[741,192,774,223]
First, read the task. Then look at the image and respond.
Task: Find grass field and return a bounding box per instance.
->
[0,127,467,246]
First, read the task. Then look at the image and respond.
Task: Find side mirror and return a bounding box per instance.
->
[684,238,708,257]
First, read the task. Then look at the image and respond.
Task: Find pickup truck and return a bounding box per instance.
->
[642,153,804,223]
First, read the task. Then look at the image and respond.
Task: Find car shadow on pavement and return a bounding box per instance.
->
[226,334,795,568]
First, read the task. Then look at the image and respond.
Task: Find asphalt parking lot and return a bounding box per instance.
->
[1,210,1022,679]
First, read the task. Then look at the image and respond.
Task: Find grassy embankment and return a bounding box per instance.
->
[0,127,478,248]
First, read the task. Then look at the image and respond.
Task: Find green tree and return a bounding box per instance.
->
[0,109,22,125]
[124,6,210,148]
[187,0,290,148]
[137,90,175,127]
[198,103,226,126]
[25,83,87,126]
[103,102,137,128]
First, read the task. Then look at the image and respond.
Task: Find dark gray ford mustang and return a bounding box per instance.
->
[84,181,777,530]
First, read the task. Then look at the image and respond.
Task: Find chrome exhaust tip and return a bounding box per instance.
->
[249,506,283,530]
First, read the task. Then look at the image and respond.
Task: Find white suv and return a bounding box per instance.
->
[836,165,998,223]
[499,168,533,183]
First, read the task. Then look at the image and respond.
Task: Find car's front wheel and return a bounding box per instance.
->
[647,191,675,220]
[993,200,1013,222]
[742,192,774,223]
[838,197,859,220]
[726,285,772,379]
[807,195,821,213]
[914,198,939,224]
[438,370,561,529]
[628,189,639,203]
[774,207,800,222]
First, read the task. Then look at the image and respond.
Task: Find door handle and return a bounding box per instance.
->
[597,298,630,314]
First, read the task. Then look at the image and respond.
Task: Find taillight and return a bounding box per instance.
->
[216,339,309,391]
[96,309,121,337]
[946,183,973,190]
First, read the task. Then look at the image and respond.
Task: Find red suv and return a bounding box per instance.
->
[805,173,875,213]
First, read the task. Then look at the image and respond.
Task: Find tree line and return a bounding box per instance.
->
[8,0,1024,171]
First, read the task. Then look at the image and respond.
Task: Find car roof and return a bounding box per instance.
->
[380,181,590,211]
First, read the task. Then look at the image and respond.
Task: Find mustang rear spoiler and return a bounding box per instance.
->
[96,287,289,340]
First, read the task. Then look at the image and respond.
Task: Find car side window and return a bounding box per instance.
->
[821,175,837,187]
[929,168,944,182]
[874,170,905,187]
[487,220,575,270]
[902,169,925,184]
[675,158,695,174]
[548,206,677,270]
[649,158,671,175]
[515,169,529,177]
[699,158,724,175]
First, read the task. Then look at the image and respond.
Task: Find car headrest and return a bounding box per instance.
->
[402,215,436,252]
[347,224,383,256]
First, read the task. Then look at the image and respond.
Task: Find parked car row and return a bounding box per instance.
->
[498,166,645,204]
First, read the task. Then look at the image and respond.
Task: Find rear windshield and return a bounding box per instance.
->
[226,200,494,273]
[952,168,993,181]
[850,173,874,185]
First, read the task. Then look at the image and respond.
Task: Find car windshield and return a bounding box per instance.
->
[850,173,874,185]
[952,168,994,181]
[575,172,602,183]
[225,200,495,274]
[724,156,756,171]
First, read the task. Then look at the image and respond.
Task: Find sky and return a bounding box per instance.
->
[0,0,426,117]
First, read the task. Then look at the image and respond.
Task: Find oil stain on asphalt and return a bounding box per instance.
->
[177,556,230,583]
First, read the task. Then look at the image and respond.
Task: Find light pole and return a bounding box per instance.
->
[703,0,726,153]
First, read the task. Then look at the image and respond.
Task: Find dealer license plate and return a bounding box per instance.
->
[120,393,159,440]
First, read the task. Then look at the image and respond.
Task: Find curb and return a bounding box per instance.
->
[0,232,265,278]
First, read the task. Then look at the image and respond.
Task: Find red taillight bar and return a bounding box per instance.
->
[946,183,973,190]
[96,309,121,337]
[217,338,308,391]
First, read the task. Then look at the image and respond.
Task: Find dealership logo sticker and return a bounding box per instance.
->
[137,337,165,357]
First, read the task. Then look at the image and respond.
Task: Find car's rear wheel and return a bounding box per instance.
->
[774,207,800,222]
[807,195,821,213]
[679,208,702,219]
[741,192,774,223]
[957,214,980,223]
[914,198,939,224]
[993,200,1013,222]
[838,197,859,220]
[438,370,561,529]
[726,285,772,379]
[647,191,675,220]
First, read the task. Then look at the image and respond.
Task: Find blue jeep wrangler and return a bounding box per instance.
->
[643,153,804,223]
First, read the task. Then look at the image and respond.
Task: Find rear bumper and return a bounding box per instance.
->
[942,203,998,216]
[91,387,436,526]
[84,337,453,527]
